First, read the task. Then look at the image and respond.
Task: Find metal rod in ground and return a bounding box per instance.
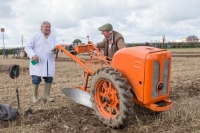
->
[21,34,25,115]
[16,88,20,109]
[15,78,20,109]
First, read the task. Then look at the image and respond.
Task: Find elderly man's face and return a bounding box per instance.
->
[41,23,51,35]
[101,31,112,39]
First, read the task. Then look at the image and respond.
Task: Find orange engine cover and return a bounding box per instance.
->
[112,46,172,104]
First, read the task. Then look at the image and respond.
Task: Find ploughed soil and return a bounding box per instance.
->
[171,52,200,57]
[0,52,200,133]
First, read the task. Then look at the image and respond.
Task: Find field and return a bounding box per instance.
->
[0,48,200,133]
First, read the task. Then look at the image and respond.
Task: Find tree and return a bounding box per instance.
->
[72,39,82,44]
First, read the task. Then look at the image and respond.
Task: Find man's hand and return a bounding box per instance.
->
[52,48,59,54]
[32,55,39,62]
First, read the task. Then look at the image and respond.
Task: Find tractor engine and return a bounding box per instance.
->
[112,46,172,111]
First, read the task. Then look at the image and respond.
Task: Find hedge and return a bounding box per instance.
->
[126,42,200,48]
[1,42,200,55]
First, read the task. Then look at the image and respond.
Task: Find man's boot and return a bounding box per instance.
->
[33,84,39,103]
[44,83,54,102]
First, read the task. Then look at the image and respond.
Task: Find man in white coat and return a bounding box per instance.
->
[25,21,58,103]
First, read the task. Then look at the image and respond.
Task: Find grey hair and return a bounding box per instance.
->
[41,21,51,26]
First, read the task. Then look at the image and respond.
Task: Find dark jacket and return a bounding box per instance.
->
[97,31,126,58]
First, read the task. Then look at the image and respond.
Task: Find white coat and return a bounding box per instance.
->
[25,30,58,77]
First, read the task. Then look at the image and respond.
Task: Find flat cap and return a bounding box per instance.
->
[98,23,113,31]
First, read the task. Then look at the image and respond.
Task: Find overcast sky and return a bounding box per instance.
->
[0,0,200,48]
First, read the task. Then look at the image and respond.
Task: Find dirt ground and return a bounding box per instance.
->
[0,49,200,133]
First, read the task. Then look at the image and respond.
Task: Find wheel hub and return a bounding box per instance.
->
[95,79,119,119]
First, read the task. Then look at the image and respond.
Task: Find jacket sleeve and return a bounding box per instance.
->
[117,38,126,49]
[24,34,36,59]
[96,38,107,48]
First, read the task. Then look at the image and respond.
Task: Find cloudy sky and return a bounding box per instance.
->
[0,0,199,48]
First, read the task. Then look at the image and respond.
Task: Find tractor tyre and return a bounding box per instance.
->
[90,67,133,128]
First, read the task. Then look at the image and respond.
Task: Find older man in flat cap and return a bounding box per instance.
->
[96,23,126,59]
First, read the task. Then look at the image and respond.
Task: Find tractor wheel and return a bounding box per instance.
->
[90,67,133,128]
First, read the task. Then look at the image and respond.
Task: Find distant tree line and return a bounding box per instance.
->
[1,42,200,55]
[126,42,200,48]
